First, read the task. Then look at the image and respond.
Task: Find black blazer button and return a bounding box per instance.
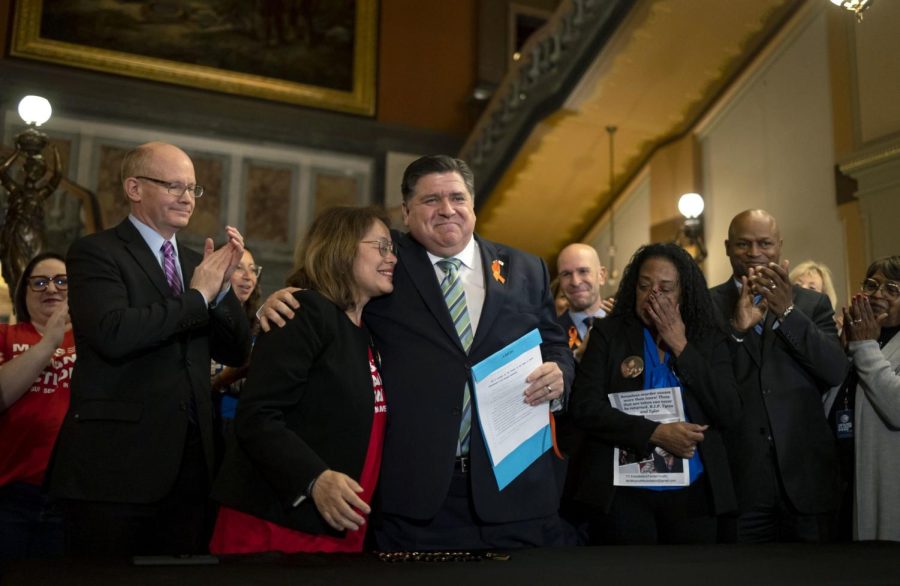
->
[452,407,462,415]
[179,401,187,411]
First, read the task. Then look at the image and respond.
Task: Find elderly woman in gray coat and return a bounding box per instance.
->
[843,255,900,541]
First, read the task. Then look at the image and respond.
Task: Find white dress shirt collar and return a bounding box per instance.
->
[128,214,178,267]
[425,236,477,270]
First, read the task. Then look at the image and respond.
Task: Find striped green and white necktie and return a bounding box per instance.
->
[437,258,473,456]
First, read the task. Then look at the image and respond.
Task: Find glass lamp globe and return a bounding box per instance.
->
[18,95,52,126]
[677,192,705,219]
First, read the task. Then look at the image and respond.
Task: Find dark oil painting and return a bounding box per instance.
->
[39,0,357,91]
[13,0,376,112]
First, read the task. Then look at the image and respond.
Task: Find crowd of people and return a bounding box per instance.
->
[0,142,897,560]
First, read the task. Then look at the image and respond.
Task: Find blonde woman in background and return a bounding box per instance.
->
[791,260,842,331]
[794,259,851,539]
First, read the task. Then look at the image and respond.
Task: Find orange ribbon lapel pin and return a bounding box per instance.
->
[491,259,506,284]
[568,326,578,349]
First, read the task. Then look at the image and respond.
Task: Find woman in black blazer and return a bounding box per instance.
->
[210,206,396,554]
[568,243,740,544]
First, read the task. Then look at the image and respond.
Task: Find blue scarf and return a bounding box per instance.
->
[642,327,704,490]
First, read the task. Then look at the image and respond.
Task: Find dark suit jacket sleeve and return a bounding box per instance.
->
[67,234,213,361]
[209,289,252,367]
[671,329,742,429]
[569,321,658,451]
[233,296,331,508]
[776,290,848,389]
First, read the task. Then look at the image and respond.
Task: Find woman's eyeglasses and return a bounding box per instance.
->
[361,239,396,258]
[28,274,68,292]
[234,264,263,278]
[861,278,900,300]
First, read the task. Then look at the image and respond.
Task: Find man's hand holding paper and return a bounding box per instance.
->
[472,329,556,490]
[523,362,565,406]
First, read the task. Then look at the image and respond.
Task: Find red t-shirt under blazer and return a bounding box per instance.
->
[210,347,387,554]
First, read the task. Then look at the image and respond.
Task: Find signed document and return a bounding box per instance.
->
[471,329,552,490]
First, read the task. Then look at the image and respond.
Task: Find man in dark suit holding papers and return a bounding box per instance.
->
[261,155,574,550]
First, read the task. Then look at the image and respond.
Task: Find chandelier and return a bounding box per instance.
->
[829,0,875,21]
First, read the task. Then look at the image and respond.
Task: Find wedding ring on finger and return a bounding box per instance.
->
[546,385,553,395]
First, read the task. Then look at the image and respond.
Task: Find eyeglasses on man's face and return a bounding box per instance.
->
[361,239,396,258]
[234,264,262,278]
[861,278,900,300]
[135,176,205,198]
[28,274,68,293]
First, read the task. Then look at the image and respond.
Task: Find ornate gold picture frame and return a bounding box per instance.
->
[11,0,377,116]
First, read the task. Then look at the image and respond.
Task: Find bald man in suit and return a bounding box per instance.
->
[709,209,845,543]
[49,142,250,555]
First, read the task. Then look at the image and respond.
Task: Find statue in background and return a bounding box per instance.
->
[0,129,63,298]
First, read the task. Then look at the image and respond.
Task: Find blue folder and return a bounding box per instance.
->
[471,328,553,490]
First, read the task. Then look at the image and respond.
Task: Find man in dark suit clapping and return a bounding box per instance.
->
[48,142,250,556]
[709,209,846,543]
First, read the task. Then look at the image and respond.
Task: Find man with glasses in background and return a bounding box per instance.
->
[709,209,847,543]
[48,142,250,556]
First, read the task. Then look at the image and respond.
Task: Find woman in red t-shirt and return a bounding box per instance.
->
[0,252,74,559]
[210,206,395,554]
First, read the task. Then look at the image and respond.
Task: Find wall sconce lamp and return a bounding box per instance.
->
[18,95,52,127]
[9,95,55,165]
[674,192,707,263]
